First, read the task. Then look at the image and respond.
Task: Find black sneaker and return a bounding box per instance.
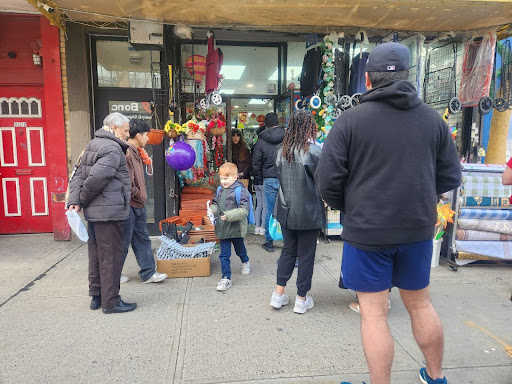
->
[90,296,101,310]
[102,300,137,314]
[262,241,275,253]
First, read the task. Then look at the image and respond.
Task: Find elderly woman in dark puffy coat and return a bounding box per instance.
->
[67,112,137,314]
[269,110,325,314]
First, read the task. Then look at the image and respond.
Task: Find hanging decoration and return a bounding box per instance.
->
[239,112,248,124]
[256,114,265,126]
[211,135,224,173]
[304,32,339,143]
[184,55,207,84]
[207,118,226,136]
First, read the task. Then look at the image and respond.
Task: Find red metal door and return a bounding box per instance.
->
[0,87,52,233]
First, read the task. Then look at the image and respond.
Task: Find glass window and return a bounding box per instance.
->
[286,41,307,90]
[180,44,279,95]
[230,97,274,148]
[96,40,160,88]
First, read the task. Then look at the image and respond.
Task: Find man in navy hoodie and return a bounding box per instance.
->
[316,43,461,384]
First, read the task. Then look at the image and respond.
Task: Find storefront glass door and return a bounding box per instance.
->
[92,38,166,235]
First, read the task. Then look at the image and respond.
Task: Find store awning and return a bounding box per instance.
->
[5,0,512,34]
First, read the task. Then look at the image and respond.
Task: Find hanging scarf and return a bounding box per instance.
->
[137,147,153,176]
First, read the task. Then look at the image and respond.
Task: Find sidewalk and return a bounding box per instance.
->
[0,233,511,384]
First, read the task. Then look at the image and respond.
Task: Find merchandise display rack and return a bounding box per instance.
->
[442,164,512,270]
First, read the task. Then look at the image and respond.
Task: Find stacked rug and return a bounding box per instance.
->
[456,164,512,260]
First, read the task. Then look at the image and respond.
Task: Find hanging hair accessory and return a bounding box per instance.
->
[137,147,153,176]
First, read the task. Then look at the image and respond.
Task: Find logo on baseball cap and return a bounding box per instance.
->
[366,42,410,72]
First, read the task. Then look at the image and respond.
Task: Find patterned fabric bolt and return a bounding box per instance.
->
[459,209,512,220]
[458,218,512,234]
[462,176,512,197]
[456,229,512,241]
[456,240,512,259]
[462,197,510,207]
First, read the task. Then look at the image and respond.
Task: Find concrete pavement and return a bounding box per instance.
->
[0,233,511,384]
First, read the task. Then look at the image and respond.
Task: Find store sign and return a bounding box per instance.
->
[109,101,153,126]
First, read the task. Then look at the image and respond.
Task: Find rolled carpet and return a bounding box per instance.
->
[458,218,512,235]
[456,229,512,241]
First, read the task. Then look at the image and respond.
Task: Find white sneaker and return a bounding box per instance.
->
[294,295,314,314]
[216,278,232,291]
[256,227,265,235]
[120,274,130,284]
[142,271,167,284]
[241,262,251,275]
[270,291,289,309]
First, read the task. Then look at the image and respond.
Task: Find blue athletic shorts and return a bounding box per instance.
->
[341,239,433,292]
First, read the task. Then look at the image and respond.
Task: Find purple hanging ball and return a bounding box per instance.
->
[165,141,196,171]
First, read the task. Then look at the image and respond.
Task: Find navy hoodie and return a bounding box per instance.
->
[315,80,461,249]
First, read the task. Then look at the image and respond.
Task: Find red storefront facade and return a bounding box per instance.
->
[0,14,70,240]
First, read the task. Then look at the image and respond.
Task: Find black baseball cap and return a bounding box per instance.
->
[366,42,410,72]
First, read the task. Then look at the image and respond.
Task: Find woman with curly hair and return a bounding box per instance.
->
[269,110,325,314]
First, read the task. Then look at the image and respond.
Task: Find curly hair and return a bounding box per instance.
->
[281,110,317,163]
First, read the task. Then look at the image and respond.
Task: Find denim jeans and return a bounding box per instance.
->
[254,184,266,227]
[219,237,249,280]
[122,206,156,281]
[263,178,279,242]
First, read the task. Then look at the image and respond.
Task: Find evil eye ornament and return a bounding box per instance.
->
[310,95,322,109]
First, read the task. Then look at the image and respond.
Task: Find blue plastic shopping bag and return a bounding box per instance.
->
[269,214,283,241]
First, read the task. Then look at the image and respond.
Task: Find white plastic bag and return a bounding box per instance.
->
[65,210,89,242]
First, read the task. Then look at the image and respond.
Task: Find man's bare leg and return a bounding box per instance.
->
[400,286,445,380]
[357,290,393,384]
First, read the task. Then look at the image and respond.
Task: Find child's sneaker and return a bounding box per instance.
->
[241,262,251,275]
[216,278,232,291]
[419,368,447,384]
[270,291,289,309]
[294,295,314,314]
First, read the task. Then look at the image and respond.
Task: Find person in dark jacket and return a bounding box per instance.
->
[251,112,285,252]
[315,43,461,384]
[270,110,325,314]
[210,162,251,292]
[120,119,167,285]
[252,126,267,236]
[67,112,137,314]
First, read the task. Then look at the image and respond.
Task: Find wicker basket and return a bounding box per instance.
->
[167,129,178,139]
[210,126,226,136]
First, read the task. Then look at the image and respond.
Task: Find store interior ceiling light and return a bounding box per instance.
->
[247,84,254,88]
[233,105,239,108]
[219,65,245,80]
[220,89,234,94]
[248,99,267,105]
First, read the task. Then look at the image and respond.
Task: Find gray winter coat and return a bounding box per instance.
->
[67,129,131,222]
[210,180,249,239]
[275,144,325,230]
